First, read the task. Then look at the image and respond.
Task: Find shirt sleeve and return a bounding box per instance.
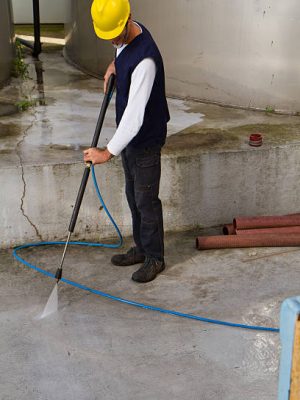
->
[107,58,157,156]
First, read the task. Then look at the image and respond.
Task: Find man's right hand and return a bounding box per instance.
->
[104,61,116,93]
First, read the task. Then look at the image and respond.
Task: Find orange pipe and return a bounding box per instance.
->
[196,234,300,250]
[233,213,300,230]
[236,226,300,235]
[223,224,235,235]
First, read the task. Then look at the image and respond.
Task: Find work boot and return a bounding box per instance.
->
[111,247,145,266]
[132,256,165,283]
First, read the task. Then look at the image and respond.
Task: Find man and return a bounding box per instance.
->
[84,0,170,283]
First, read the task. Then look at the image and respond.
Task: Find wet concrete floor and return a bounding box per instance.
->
[2,46,300,169]
[1,45,300,399]
[2,228,300,399]
[0,48,205,169]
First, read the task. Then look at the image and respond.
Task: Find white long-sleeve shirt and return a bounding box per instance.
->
[107,45,157,156]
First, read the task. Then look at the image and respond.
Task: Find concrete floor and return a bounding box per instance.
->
[3,229,300,400]
[0,49,204,169]
[0,227,300,400]
[1,44,300,399]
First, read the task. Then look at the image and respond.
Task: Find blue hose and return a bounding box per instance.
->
[13,165,280,333]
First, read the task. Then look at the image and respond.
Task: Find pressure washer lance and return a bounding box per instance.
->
[55,74,116,283]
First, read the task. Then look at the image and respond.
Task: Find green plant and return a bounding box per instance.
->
[12,40,36,112]
[265,105,275,114]
[15,97,37,111]
[12,39,29,79]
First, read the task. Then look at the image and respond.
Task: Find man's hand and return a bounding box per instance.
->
[83,147,113,165]
[104,61,116,93]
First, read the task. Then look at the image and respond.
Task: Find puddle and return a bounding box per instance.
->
[0,102,19,117]
[43,68,90,87]
[0,122,22,138]
[34,59,46,106]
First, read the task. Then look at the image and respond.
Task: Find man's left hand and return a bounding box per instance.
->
[83,147,113,165]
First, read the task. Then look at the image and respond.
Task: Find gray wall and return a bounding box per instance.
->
[64,0,114,78]
[12,0,68,24]
[0,0,14,87]
[65,0,300,113]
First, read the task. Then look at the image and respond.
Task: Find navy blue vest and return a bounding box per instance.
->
[115,22,170,149]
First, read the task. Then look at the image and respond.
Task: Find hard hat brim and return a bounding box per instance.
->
[93,21,127,40]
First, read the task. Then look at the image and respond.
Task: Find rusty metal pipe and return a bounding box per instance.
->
[222,224,235,235]
[233,213,300,230]
[235,226,300,235]
[196,234,300,250]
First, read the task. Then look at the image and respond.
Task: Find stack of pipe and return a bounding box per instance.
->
[196,213,300,250]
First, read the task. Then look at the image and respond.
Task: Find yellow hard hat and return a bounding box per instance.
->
[91,0,130,40]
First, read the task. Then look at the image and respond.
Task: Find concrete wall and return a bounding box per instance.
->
[64,0,300,113]
[3,144,300,248]
[12,0,68,23]
[64,0,113,78]
[0,0,14,87]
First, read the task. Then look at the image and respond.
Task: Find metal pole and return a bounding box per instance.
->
[32,0,41,57]
[54,74,116,282]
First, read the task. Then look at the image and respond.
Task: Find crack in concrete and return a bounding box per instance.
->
[16,111,43,242]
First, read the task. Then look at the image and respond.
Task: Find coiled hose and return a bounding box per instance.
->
[13,165,280,333]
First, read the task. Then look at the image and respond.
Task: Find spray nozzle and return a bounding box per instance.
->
[55,268,62,282]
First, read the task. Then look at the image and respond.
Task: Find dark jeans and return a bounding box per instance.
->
[121,145,164,260]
